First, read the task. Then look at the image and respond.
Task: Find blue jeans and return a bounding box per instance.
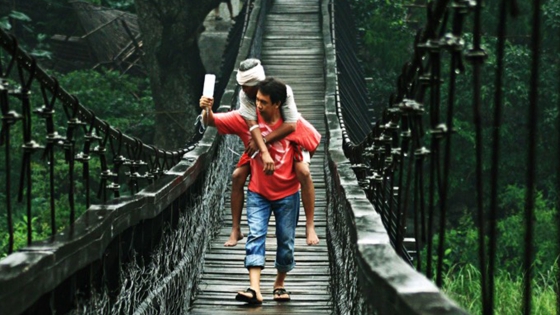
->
[244,190,300,273]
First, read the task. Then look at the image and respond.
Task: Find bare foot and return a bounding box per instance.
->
[306,225,319,245]
[224,229,244,247]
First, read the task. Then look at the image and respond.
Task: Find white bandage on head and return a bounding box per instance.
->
[236,59,265,86]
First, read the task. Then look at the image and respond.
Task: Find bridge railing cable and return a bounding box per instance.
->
[0,29,196,254]
[330,1,411,264]
[333,0,473,270]
[323,0,467,313]
[330,0,557,313]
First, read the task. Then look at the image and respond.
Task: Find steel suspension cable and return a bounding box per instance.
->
[399,113,415,260]
[557,21,560,315]
[0,76,15,253]
[431,12,448,287]
[437,17,459,290]
[465,0,488,310]
[38,81,60,236]
[523,0,542,313]
[426,6,444,280]
[487,0,515,312]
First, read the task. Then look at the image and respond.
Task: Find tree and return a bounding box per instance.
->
[134,0,222,149]
[4,0,222,149]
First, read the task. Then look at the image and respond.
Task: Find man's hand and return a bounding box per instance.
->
[261,151,275,175]
[245,138,259,156]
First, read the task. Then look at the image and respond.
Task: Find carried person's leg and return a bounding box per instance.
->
[226,164,250,246]
[237,191,271,303]
[226,0,234,19]
[295,154,319,245]
[213,6,222,20]
[272,191,300,300]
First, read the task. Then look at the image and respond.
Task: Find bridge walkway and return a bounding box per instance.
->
[189,0,332,314]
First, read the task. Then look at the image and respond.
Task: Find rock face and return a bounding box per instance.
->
[198,0,243,76]
[48,1,144,74]
[47,0,242,76]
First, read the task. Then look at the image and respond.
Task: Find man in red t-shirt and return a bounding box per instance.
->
[226,58,320,248]
[199,78,320,304]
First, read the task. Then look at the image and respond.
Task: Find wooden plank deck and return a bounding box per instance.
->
[189,0,331,314]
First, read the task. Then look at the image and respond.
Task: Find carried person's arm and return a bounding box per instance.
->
[244,118,268,156]
[245,121,296,156]
[238,91,274,174]
[199,96,215,126]
[245,85,298,155]
[244,118,275,175]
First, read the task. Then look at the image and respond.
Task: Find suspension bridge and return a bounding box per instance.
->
[0,0,556,314]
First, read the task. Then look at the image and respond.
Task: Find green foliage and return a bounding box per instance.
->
[543,0,560,32]
[0,17,9,30]
[443,35,559,214]
[9,11,31,22]
[56,69,155,142]
[350,0,420,106]
[104,0,135,11]
[428,185,559,278]
[496,186,559,273]
[0,215,51,258]
[15,0,77,37]
[0,10,52,59]
[351,0,418,69]
[0,68,155,257]
[442,263,557,314]
[354,0,560,309]
[81,0,135,11]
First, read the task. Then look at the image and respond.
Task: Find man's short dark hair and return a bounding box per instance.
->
[257,77,287,106]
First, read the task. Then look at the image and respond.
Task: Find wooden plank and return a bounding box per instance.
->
[200,274,331,282]
[209,237,330,246]
[189,0,333,312]
[192,300,331,307]
[198,279,329,287]
[190,305,332,315]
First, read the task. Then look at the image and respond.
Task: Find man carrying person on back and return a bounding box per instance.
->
[225,58,320,247]
[199,77,321,303]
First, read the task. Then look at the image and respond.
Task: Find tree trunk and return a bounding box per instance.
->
[134,0,221,150]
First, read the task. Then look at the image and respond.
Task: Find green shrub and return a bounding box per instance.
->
[0,69,155,257]
[443,263,557,314]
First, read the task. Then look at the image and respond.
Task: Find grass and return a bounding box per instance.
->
[442,264,557,314]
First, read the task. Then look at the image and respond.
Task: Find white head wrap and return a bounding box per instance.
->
[236,60,266,86]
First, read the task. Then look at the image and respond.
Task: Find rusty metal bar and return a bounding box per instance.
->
[523,0,542,313]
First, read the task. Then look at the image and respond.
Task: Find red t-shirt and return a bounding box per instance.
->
[214,111,300,201]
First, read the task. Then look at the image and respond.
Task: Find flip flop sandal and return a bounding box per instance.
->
[235,288,263,305]
[273,287,291,302]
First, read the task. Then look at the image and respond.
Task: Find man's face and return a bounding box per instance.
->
[242,85,259,99]
[256,90,280,120]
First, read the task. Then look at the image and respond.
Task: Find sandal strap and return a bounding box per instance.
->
[273,288,288,295]
[245,287,257,297]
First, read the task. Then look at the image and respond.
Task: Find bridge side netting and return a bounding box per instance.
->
[327,0,559,313]
[324,0,470,313]
[67,135,241,315]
